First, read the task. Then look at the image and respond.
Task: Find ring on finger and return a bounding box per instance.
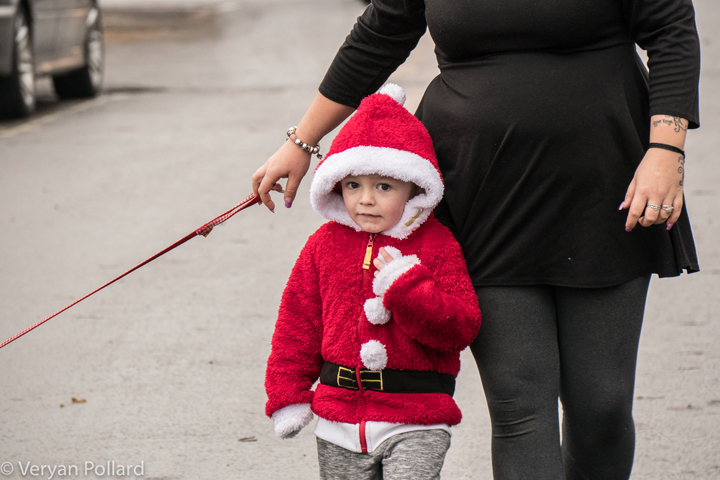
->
[662,205,674,214]
[646,204,661,212]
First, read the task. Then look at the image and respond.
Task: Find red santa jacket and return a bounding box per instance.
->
[265,215,481,426]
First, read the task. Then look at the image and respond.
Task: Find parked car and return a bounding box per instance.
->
[0,0,104,118]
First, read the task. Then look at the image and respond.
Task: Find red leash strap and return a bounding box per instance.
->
[0,193,261,350]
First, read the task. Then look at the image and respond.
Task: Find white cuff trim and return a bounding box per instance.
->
[373,255,421,297]
[378,246,402,264]
[272,403,314,439]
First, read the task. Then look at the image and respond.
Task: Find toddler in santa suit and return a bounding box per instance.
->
[265,84,482,480]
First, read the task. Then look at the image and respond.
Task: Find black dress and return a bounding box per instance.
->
[319,0,701,287]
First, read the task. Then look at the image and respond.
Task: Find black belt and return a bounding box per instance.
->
[320,361,455,396]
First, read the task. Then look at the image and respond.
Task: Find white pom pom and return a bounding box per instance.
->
[377,83,406,106]
[360,340,388,371]
[364,297,392,325]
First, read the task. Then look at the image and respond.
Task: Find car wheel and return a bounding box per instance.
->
[0,7,35,118]
[53,8,104,99]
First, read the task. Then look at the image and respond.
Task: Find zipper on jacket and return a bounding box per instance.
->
[355,367,369,453]
[362,234,376,269]
[358,233,375,344]
[359,420,368,453]
[358,234,374,453]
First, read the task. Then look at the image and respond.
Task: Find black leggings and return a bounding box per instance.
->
[470,275,651,480]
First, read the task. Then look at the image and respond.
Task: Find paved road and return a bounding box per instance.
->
[1,1,718,479]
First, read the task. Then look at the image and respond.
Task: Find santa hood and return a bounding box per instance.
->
[309,84,444,240]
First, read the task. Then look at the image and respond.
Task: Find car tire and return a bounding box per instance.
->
[0,7,35,118]
[52,9,104,99]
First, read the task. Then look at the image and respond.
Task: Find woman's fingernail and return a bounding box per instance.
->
[270,207,275,214]
[625,227,632,233]
[666,223,673,231]
[285,198,293,209]
[618,201,625,210]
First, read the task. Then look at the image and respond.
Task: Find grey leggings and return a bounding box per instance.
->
[471,275,651,480]
[317,430,451,480]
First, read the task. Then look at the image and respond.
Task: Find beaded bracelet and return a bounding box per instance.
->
[287,126,323,160]
[648,142,685,159]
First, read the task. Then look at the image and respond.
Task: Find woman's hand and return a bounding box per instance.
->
[621,148,685,231]
[250,93,355,212]
[621,115,688,231]
[252,140,312,212]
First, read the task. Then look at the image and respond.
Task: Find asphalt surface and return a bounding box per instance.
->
[0,1,718,479]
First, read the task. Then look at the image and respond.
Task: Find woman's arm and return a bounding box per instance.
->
[252,0,427,212]
[621,114,688,231]
[621,0,700,230]
[627,0,700,127]
[252,93,354,212]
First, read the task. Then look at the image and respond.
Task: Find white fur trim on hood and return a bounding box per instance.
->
[309,146,444,240]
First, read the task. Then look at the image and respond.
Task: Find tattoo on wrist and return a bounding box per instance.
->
[651,115,688,133]
[678,156,685,186]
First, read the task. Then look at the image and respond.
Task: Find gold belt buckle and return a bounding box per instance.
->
[360,369,384,391]
[337,366,358,390]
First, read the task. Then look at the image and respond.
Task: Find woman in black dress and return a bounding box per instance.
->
[252,0,701,478]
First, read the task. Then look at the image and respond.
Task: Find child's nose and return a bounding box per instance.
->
[359,189,375,205]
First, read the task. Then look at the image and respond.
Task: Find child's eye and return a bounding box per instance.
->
[346,181,359,189]
[378,184,391,191]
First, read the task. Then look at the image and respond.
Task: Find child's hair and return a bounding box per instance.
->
[411,184,426,198]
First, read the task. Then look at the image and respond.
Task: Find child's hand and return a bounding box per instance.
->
[364,246,418,325]
[373,248,395,277]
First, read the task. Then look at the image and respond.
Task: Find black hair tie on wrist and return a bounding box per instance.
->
[648,142,685,159]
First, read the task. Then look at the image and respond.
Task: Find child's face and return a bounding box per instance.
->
[341,174,416,234]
